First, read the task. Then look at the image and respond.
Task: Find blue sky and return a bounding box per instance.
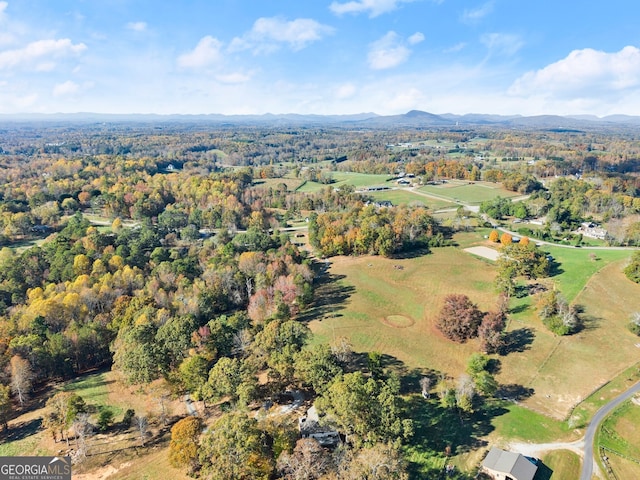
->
[1,0,640,116]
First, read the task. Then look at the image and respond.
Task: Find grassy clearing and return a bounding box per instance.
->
[418,181,519,204]
[542,246,632,302]
[366,189,454,210]
[297,172,393,193]
[489,402,574,443]
[498,257,640,419]
[251,177,304,191]
[308,229,640,423]
[308,247,499,376]
[61,370,124,417]
[571,364,640,429]
[539,450,581,479]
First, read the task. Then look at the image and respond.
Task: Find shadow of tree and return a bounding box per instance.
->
[548,259,564,278]
[1,417,42,443]
[404,395,509,478]
[500,328,534,355]
[509,304,530,315]
[296,272,355,323]
[578,314,601,332]
[496,384,535,401]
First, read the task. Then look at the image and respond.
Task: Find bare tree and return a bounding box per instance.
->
[73,413,92,458]
[134,415,149,446]
[455,374,475,413]
[232,329,253,357]
[277,438,333,480]
[331,336,353,364]
[10,356,33,407]
[419,376,431,398]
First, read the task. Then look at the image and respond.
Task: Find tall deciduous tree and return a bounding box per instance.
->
[10,355,33,407]
[436,294,484,343]
[317,372,412,448]
[169,417,202,472]
[199,412,273,480]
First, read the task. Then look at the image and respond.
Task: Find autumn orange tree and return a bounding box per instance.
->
[169,417,202,472]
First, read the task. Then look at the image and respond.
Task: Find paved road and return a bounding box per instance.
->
[580,381,640,480]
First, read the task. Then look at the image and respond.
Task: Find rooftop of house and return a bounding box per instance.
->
[481,447,538,480]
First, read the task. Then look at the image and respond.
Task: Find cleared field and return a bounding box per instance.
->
[251,177,304,191]
[366,189,455,209]
[2,370,190,479]
[541,246,632,302]
[297,172,393,193]
[308,231,640,420]
[308,247,499,376]
[418,181,519,204]
[498,258,640,419]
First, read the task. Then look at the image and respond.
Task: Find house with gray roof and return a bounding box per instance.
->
[481,447,538,480]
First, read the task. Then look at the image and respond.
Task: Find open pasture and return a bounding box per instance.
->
[309,247,499,376]
[366,189,455,210]
[418,181,519,204]
[309,235,640,420]
[296,172,393,193]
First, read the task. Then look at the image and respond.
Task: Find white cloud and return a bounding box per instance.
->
[335,82,357,99]
[216,72,252,84]
[178,36,223,68]
[329,0,415,18]
[368,31,411,70]
[461,1,494,23]
[444,42,466,53]
[126,21,147,32]
[0,32,15,46]
[481,33,523,57]
[53,80,79,97]
[408,32,425,45]
[0,38,86,70]
[230,17,334,53]
[0,1,7,19]
[509,46,640,98]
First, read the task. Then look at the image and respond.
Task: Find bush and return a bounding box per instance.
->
[122,408,135,426]
[543,316,571,336]
[97,408,115,431]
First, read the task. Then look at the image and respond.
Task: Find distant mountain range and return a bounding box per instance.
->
[2,110,640,129]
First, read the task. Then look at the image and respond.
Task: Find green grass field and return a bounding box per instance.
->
[296,172,393,193]
[417,181,519,204]
[541,246,632,302]
[366,189,455,210]
[251,177,305,191]
[308,247,499,375]
[539,450,581,479]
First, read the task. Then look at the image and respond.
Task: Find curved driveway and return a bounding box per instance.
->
[580,381,640,480]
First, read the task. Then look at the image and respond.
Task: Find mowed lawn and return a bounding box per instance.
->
[366,189,455,210]
[297,172,393,193]
[417,181,520,204]
[309,247,499,376]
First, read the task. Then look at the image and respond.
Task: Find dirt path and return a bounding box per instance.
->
[507,439,585,458]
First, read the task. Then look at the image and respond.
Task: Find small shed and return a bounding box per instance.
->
[481,447,538,480]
